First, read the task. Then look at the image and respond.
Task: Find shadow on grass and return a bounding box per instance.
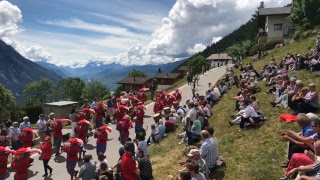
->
[209,163,227,180]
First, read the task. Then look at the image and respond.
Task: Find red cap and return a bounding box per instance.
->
[243,89,249,93]
[122,116,130,121]
[175,88,180,92]
[68,138,78,144]
[98,101,103,105]
[136,105,144,109]
[0,146,5,151]
[116,98,122,101]
[118,105,124,109]
[22,127,32,132]
[44,136,51,141]
[129,96,134,99]
[15,147,27,154]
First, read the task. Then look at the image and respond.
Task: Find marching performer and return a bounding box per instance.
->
[127,96,140,107]
[62,138,79,180]
[115,98,122,109]
[18,127,36,148]
[156,90,166,103]
[173,88,182,104]
[0,146,15,180]
[51,119,71,156]
[135,105,145,139]
[118,116,132,145]
[94,126,112,155]
[153,97,164,114]
[40,136,53,177]
[11,147,41,180]
[74,121,88,160]
[94,102,105,129]
[137,88,147,103]
[164,94,175,108]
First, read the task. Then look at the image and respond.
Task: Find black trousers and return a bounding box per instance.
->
[43,159,52,175]
[287,141,312,160]
[240,117,261,128]
[292,102,318,115]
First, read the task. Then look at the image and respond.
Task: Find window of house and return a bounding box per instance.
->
[274,24,283,31]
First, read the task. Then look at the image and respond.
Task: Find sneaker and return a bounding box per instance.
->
[228,120,233,126]
[178,140,185,145]
[270,102,277,107]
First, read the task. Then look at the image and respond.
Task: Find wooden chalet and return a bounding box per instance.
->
[117,76,152,91]
[153,73,183,85]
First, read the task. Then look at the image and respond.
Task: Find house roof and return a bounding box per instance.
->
[44,101,78,107]
[154,73,181,79]
[206,53,232,61]
[177,66,188,71]
[117,76,151,85]
[259,7,292,16]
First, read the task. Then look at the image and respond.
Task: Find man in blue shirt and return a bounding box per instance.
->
[19,116,31,131]
[157,120,166,137]
[280,113,315,168]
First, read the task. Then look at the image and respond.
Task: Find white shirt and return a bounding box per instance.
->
[37,119,47,132]
[186,108,197,121]
[203,106,211,117]
[8,127,20,140]
[243,105,258,118]
[177,108,185,117]
[213,88,221,98]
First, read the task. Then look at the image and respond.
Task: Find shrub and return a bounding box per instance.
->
[22,105,43,124]
[249,40,281,55]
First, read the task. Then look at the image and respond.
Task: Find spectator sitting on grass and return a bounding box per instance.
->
[280,113,315,168]
[178,149,209,178]
[137,148,153,180]
[187,160,206,180]
[165,116,176,133]
[147,124,161,144]
[157,120,166,138]
[177,114,201,145]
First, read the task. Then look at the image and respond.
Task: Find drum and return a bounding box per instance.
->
[173,101,179,109]
[164,107,171,115]
[153,113,161,123]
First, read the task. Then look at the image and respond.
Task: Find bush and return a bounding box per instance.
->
[249,40,281,55]
[301,30,313,39]
[22,105,43,124]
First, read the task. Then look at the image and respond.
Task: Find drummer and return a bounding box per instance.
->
[173,88,182,105]
[137,89,147,103]
[114,98,122,109]
[164,94,174,108]
[156,90,166,103]
[135,105,145,139]
[153,97,164,115]
[126,96,140,107]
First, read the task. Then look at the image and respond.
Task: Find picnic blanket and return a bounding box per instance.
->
[278,114,298,123]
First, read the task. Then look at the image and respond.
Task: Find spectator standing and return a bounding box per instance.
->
[121,142,140,180]
[37,114,47,142]
[8,122,21,150]
[19,116,31,131]
[4,116,12,130]
[78,154,96,180]
[185,102,197,145]
[69,108,78,138]
[150,81,156,101]
[137,148,153,180]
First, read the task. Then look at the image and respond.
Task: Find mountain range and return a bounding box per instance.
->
[0,39,62,103]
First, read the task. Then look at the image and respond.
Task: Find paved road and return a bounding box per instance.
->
[8,66,229,180]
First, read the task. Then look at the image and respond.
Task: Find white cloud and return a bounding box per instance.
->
[187,43,207,54]
[0,0,22,37]
[212,37,222,44]
[24,46,53,62]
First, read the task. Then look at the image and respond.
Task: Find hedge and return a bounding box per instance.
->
[22,105,43,124]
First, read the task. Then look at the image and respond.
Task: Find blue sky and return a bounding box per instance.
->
[1,0,292,67]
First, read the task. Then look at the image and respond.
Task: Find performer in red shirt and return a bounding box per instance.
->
[94,126,112,155]
[135,105,145,139]
[137,89,147,103]
[153,97,164,114]
[51,119,64,156]
[12,147,41,180]
[164,94,174,108]
[62,138,79,180]
[115,98,122,109]
[156,90,166,103]
[173,88,182,103]
[18,127,36,148]
[127,96,140,107]
[94,102,105,129]
[0,146,15,179]
[74,121,87,160]
[40,136,53,177]
[119,117,131,145]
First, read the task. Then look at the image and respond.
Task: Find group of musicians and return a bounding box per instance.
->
[4,88,182,180]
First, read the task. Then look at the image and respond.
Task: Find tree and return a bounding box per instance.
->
[0,84,17,120]
[187,55,207,74]
[157,68,162,74]
[289,0,320,29]
[52,77,85,102]
[23,78,52,105]
[81,81,110,101]
[226,40,254,61]
[128,69,148,77]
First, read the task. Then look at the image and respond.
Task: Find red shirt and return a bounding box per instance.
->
[164,97,173,107]
[63,144,79,161]
[94,131,108,145]
[135,110,145,124]
[115,109,126,121]
[153,102,164,114]
[74,126,87,142]
[173,92,182,102]
[18,132,33,148]
[95,106,105,119]
[138,93,147,102]
[165,120,176,132]
[40,142,52,160]
[52,123,63,136]
[121,153,138,180]
[119,122,130,135]
[11,155,30,179]
[0,153,7,174]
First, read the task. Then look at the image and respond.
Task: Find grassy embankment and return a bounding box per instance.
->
[149,36,320,180]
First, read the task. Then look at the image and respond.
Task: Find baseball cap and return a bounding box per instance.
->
[187,149,200,157]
